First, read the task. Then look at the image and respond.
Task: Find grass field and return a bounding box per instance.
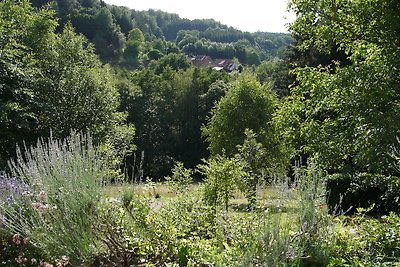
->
[104,181,302,217]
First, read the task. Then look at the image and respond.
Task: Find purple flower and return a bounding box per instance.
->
[0,172,31,205]
[0,172,32,228]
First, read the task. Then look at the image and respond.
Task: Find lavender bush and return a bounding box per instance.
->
[0,173,32,228]
[2,132,108,264]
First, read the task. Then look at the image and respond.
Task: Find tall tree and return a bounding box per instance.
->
[203,75,279,158]
[0,0,56,166]
[36,24,133,145]
[0,1,134,167]
[277,0,400,174]
[124,28,145,65]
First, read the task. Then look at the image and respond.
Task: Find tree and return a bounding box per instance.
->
[198,79,230,121]
[123,28,145,65]
[278,0,400,174]
[203,75,279,158]
[256,60,292,97]
[149,52,190,74]
[177,68,230,169]
[128,28,145,43]
[245,47,261,65]
[198,155,244,212]
[235,129,270,208]
[93,7,125,59]
[37,24,134,162]
[110,6,134,36]
[0,0,57,166]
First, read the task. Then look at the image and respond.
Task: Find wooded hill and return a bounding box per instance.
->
[30,0,293,65]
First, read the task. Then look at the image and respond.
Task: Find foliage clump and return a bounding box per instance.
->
[165,161,193,194]
[203,75,278,157]
[1,133,107,264]
[198,155,244,211]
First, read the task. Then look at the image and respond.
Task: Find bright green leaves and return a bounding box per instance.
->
[198,155,244,211]
[202,76,285,207]
[0,1,134,167]
[124,28,145,65]
[0,0,56,165]
[282,0,400,173]
[203,75,278,157]
[37,25,121,138]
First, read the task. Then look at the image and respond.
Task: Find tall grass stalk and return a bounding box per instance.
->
[291,162,334,265]
[3,132,107,263]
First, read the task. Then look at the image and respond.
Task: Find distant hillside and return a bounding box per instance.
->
[30,0,293,65]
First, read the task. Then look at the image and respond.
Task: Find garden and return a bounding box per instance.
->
[2,0,400,266]
[1,133,400,267]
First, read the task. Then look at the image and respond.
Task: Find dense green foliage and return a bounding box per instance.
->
[0,0,134,168]
[1,0,293,178]
[198,155,244,211]
[30,0,292,65]
[326,173,400,215]
[271,0,400,214]
[0,0,53,166]
[203,76,278,157]
[120,67,231,178]
[279,0,400,174]
[2,0,400,265]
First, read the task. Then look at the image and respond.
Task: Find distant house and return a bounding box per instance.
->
[190,55,239,72]
[215,59,239,72]
[191,55,214,68]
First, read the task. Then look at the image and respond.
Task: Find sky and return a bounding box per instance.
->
[102,0,295,33]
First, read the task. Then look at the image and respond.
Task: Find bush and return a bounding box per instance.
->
[326,173,400,214]
[95,188,217,266]
[165,161,193,194]
[356,212,400,264]
[198,155,244,211]
[327,212,400,266]
[1,133,107,264]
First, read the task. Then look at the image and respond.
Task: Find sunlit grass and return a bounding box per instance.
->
[103,182,304,217]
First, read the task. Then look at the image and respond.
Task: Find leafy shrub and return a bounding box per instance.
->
[95,187,217,266]
[198,155,244,211]
[94,196,151,267]
[165,161,193,194]
[326,212,400,266]
[357,212,400,264]
[234,129,270,208]
[327,173,400,214]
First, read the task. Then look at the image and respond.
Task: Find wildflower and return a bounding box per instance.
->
[23,236,30,245]
[32,202,49,214]
[38,190,47,202]
[32,202,41,210]
[61,255,69,263]
[12,233,21,245]
[31,258,37,264]
[42,262,54,267]
[56,255,70,267]
[15,256,23,264]
[15,252,27,264]
[6,195,13,203]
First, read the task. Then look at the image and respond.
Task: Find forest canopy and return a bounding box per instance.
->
[30,0,293,64]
